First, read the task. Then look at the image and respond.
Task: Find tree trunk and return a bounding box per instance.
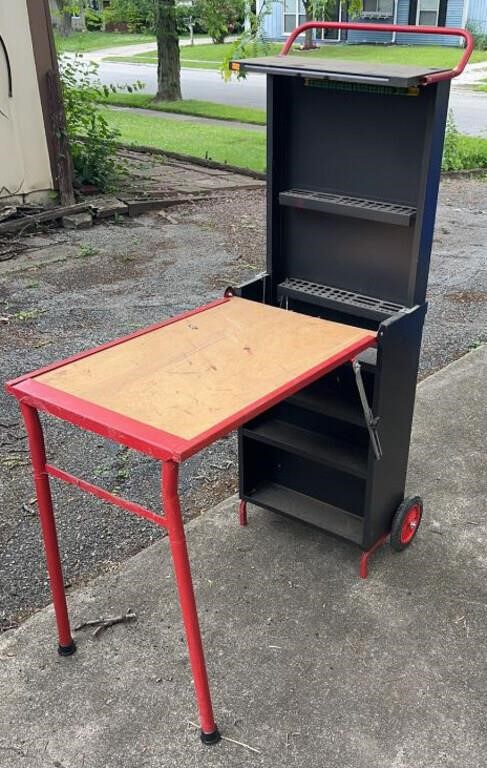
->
[60,12,72,36]
[303,1,314,49]
[154,0,182,102]
[55,0,73,37]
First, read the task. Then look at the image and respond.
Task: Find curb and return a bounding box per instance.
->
[114,141,266,180]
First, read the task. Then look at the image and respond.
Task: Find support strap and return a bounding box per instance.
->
[352,360,382,461]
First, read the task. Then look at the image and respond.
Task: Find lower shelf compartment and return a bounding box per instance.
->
[245,482,364,544]
[242,418,369,478]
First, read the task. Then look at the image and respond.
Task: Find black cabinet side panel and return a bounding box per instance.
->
[362,304,427,548]
[410,81,450,305]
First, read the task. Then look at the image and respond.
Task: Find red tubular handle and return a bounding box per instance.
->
[280,22,474,84]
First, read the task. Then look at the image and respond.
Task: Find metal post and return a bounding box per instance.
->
[20,403,75,655]
[162,461,220,745]
[239,500,248,527]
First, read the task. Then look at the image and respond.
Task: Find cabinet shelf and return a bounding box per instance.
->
[278,277,406,321]
[242,418,369,479]
[244,482,364,544]
[288,382,365,426]
[279,188,416,226]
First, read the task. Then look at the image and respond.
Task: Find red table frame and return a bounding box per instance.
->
[6,297,375,745]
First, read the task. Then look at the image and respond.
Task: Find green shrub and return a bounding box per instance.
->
[59,55,132,190]
[175,4,205,36]
[466,22,487,51]
[195,0,245,44]
[85,9,103,30]
[104,0,154,32]
[442,110,463,172]
[442,110,487,172]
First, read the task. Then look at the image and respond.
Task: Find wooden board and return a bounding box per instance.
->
[35,298,375,441]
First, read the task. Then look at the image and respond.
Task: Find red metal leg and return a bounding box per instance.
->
[162,461,220,745]
[239,500,247,527]
[20,404,75,655]
[359,533,389,579]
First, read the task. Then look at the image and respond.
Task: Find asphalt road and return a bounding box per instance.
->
[98,60,487,137]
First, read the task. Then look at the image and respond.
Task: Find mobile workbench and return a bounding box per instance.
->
[6,22,472,746]
[231,21,473,575]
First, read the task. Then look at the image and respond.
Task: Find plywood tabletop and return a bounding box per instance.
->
[34,297,375,446]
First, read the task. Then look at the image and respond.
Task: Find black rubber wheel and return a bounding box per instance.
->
[390,496,423,552]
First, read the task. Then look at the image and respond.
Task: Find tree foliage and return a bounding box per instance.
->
[103,0,155,32]
[196,0,245,44]
[221,0,275,78]
[224,0,365,72]
[302,0,364,47]
[52,0,83,37]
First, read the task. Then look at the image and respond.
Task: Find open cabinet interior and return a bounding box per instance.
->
[234,55,451,550]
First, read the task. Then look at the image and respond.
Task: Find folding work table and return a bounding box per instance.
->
[6,296,375,743]
[6,21,473,746]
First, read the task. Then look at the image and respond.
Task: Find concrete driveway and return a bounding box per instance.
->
[0,343,485,767]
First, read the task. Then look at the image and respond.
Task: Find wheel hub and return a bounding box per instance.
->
[400,505,421,544]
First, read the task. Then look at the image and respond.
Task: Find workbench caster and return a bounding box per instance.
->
[390,496,423,552]
[239,500,248,527]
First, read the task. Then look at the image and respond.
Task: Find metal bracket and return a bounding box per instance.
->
[352,359,382,460]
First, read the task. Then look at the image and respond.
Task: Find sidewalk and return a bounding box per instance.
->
[0,344,485,768]
[107,104,265,132]
[454,59,487,86]
[76,36,238,64]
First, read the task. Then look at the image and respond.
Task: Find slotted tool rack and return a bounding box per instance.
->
[232,22,473,576]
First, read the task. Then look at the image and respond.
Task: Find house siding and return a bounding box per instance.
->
[468,0,487,32]
[347,24,394,44]
[260,0,284,40]
[396,0,465,45]
[261,0,470,45]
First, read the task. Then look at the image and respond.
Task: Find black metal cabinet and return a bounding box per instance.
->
[233,57,450,553]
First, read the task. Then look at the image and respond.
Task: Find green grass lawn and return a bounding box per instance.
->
[103,109,266,172]
[106,41,487,69]
[98,92,266,125]
[103,107,487,174]
[105,41,241,68]
[449,133,487,170]
[474,79,487,92]
[55,31,155,54]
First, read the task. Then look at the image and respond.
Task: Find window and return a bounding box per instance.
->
[416,0,440,25]
[283,0,307,34]
[362,0,394,15]
[409,0,446,27]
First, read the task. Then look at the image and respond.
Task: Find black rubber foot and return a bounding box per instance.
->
[58,640,77,657]
[200,728,221,745]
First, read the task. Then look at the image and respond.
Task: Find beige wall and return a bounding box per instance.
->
[0,0,54,202]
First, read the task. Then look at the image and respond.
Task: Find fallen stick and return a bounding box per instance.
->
[187,721,261,754]
[74,609,137,638]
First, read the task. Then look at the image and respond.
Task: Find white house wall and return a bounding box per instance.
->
[0,0,54,202]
